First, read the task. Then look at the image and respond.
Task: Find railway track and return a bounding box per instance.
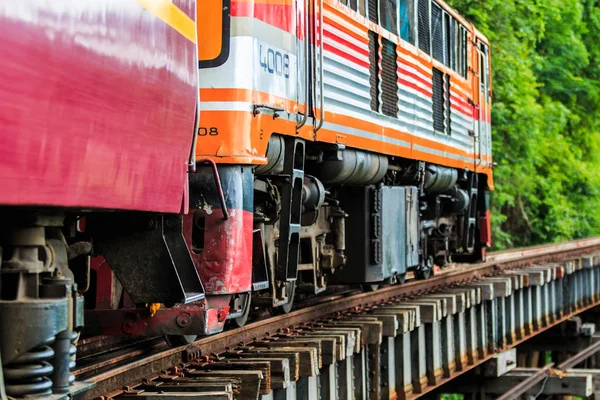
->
[75,237,600,399]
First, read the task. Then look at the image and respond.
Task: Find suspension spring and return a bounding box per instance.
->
[4,338,55,397]
[51,329,78,394]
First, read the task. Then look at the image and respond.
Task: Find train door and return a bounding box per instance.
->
[476,39,491,169]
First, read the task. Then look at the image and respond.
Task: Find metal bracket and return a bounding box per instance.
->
[253,104,284,119]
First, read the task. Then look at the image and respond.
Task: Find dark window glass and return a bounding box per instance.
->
[359,0,367,16]
[444,13,454,67]
[480,43,490,101]
[459,26,467,77]
[381,38,399,117]
[431,3,443,62]
[462,29,466,74]
[417,0,430,54]
[399,0,414,44]
[380,0,398,34]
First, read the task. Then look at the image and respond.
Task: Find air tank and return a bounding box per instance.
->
[318,149,388,185]
[423,164,458,192]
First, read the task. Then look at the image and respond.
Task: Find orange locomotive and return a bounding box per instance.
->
[193,0,493,313]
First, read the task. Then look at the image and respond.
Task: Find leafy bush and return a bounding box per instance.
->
[447,0,600,248]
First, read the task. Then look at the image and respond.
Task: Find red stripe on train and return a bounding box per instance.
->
[398,77,432,99]
[323,28,369,58]
[231,1,297,36]
[323,42,370,69]
[398,64,433,91]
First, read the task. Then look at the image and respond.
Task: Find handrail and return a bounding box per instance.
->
[314,0,325,133]
[296,0,310,130]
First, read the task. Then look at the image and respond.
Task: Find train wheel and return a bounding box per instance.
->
[272,281,296,315]
[415,266,432,280]
[164,335,197,347]
[361,284,380,292]
[229,292,252,328]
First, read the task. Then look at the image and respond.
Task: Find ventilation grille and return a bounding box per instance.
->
[417,0,430,54]
[432,68,444,132]
[368,0,378,23]
[431,3,443,62]
[369,31,379,112]
[381,38,398,118]
[444,73,451,134]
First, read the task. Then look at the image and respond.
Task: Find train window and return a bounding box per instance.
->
[417,0,430,54]
[358,0,367,16]
[399,0,414,44]
[339,0,365,14]
[368,0,378,23]
[198,0,230,68]
[456,25,467,78]
[431,3,443,62]
[444,12,454,68]
[480,43,490,101]
[380,0,398,34]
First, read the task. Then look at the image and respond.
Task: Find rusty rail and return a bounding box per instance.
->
[77,236,600,399]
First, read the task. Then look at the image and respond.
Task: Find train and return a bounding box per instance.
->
[0,0,492,397]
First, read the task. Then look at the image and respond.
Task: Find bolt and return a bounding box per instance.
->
[122,320,137,334]
[176,312,192,327]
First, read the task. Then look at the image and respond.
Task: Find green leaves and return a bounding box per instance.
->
[448,0,600,249]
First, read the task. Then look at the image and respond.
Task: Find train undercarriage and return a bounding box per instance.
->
[0,135,490,397]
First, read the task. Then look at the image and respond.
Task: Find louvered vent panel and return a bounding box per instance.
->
[368,0,378,23]
[445,74,452,134]
[432,68,444,132]
[369,31,379,112]
[431,3,443,62]
[417,0,430,54]
[381,38,398,118]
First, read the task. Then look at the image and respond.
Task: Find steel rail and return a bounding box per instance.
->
[557,340,600,370]
[78,236,600,398]
[496,363,555,400]
[495,340,600,399]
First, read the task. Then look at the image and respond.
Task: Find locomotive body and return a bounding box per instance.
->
[0,0,492,398]
[194,0,493,307]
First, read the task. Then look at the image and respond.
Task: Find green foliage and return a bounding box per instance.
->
[439,395,464,400]
[447,0,600,248]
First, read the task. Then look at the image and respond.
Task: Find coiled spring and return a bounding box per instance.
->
[4,339,55,397]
